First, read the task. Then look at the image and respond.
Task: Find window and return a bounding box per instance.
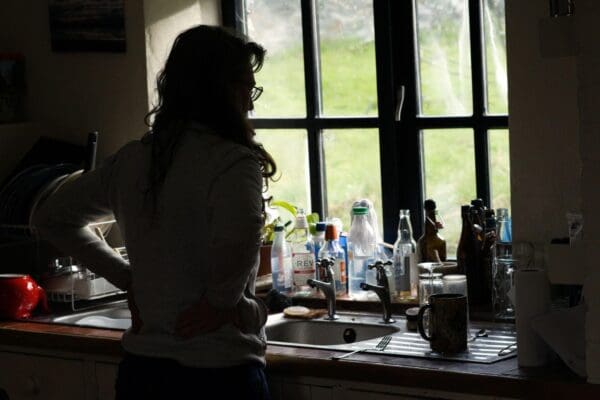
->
[223,0,509,258]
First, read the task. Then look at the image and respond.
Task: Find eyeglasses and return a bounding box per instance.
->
[250,86,263,102]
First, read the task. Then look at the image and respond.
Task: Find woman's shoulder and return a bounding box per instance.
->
[185,125,259,168]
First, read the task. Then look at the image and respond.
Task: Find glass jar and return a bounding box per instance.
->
[492,257,517,321]
[418,272,443,306]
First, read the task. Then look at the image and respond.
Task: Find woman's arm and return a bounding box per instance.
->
[32,156,131,290]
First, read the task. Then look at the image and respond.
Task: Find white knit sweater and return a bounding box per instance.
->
[33,124,268,367]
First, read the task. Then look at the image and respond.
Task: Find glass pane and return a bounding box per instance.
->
[255,130,311,212]
[489,129,511,210]
[245,0,306,117]
[483,0,508,114]
[415,0,472,116]
[422,129,476,258]
[323,129,382,236]
[318,0,378,116]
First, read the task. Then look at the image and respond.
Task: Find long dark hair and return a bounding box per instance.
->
[143,25,276,206]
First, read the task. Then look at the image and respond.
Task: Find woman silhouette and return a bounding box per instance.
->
[34,25,276,399]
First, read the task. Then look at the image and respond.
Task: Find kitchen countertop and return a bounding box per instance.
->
[0,319,597,399]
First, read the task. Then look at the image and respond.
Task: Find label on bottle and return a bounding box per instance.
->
[393,253,411,294]
[407,253,418,298]
[292,251,316,288]
[334,259,346,293]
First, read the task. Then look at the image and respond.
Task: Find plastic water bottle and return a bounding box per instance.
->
[270,225,292,293]
[317,224,347,295]
[347,206,377,300]
[313,222,326,267]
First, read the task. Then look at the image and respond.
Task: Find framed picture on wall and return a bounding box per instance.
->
[0,54,26,123]
[48,0,126,52]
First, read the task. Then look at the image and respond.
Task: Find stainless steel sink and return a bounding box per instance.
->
[28,304,516,364]
[265,312,401,347]
[30,300,131,330]
[31,302,399,348]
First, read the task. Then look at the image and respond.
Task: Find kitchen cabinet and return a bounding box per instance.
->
[0,351,87,400]
[0,321,596,399]
[267,375,518,400]
[94,362,119,400]
[0,348,119,400]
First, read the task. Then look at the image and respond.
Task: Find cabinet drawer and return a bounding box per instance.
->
[0,352,86,400]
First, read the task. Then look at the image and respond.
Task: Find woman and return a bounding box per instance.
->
[33,25,276,399]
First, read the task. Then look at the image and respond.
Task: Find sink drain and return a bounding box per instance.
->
[343,328,357,343]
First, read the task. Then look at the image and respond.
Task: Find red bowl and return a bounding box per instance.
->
[0,274,49,319]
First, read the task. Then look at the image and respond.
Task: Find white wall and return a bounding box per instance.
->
[0,0,148,181]
[506,0,581,253]
[0,0,220,183]
[144,0,220,110]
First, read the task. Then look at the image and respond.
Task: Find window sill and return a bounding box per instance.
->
[257,289,507,322]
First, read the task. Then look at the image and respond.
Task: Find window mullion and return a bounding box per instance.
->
[469,0,491,205]
[373,0,400,243]
[301,0,326,218]
[391,0,424,240]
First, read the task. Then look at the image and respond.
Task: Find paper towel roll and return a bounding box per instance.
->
[515,268,551,367]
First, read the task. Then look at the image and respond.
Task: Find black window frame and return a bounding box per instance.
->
[222,0,509,245]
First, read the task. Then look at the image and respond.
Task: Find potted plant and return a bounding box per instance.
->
[258,197,319,277]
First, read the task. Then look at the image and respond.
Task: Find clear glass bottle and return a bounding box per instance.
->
[417,199,447,262]
[289,208,316,296]
[270,225,292,293]
[393,209,417,300]
[317,223,347,296]
[347,206,376,300]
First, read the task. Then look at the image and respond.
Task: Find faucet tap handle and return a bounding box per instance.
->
[368,260,392,289]
[316,258,335,282]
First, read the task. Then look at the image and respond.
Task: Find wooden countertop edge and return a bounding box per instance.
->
[0,321,597,398]
[264,349,599,398]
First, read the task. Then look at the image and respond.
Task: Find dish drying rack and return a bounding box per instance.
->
[42,245,127,303]
[1,220,127,311]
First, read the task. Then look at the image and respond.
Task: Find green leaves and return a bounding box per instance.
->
[262,199,320,244]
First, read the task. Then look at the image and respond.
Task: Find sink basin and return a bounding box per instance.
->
[31,300,131,330]
[265,313,400,347]
[31,303,400,351]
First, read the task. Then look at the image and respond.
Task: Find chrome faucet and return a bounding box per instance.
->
[307,258,338,320]
[360,260,395,324]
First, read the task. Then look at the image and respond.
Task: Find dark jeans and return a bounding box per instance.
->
[115,352,270,400]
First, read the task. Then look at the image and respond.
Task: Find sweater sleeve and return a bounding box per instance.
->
[204,151,267,334]
[32,154,131,290]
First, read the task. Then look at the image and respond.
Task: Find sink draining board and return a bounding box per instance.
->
[338,328,517,364]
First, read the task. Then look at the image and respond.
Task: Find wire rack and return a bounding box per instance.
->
[0,221,127,311]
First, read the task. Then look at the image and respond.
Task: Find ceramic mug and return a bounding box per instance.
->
[0,274,49,319]
[417,293,468,354]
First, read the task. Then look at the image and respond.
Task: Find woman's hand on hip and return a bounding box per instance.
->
[175,297,239,339]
